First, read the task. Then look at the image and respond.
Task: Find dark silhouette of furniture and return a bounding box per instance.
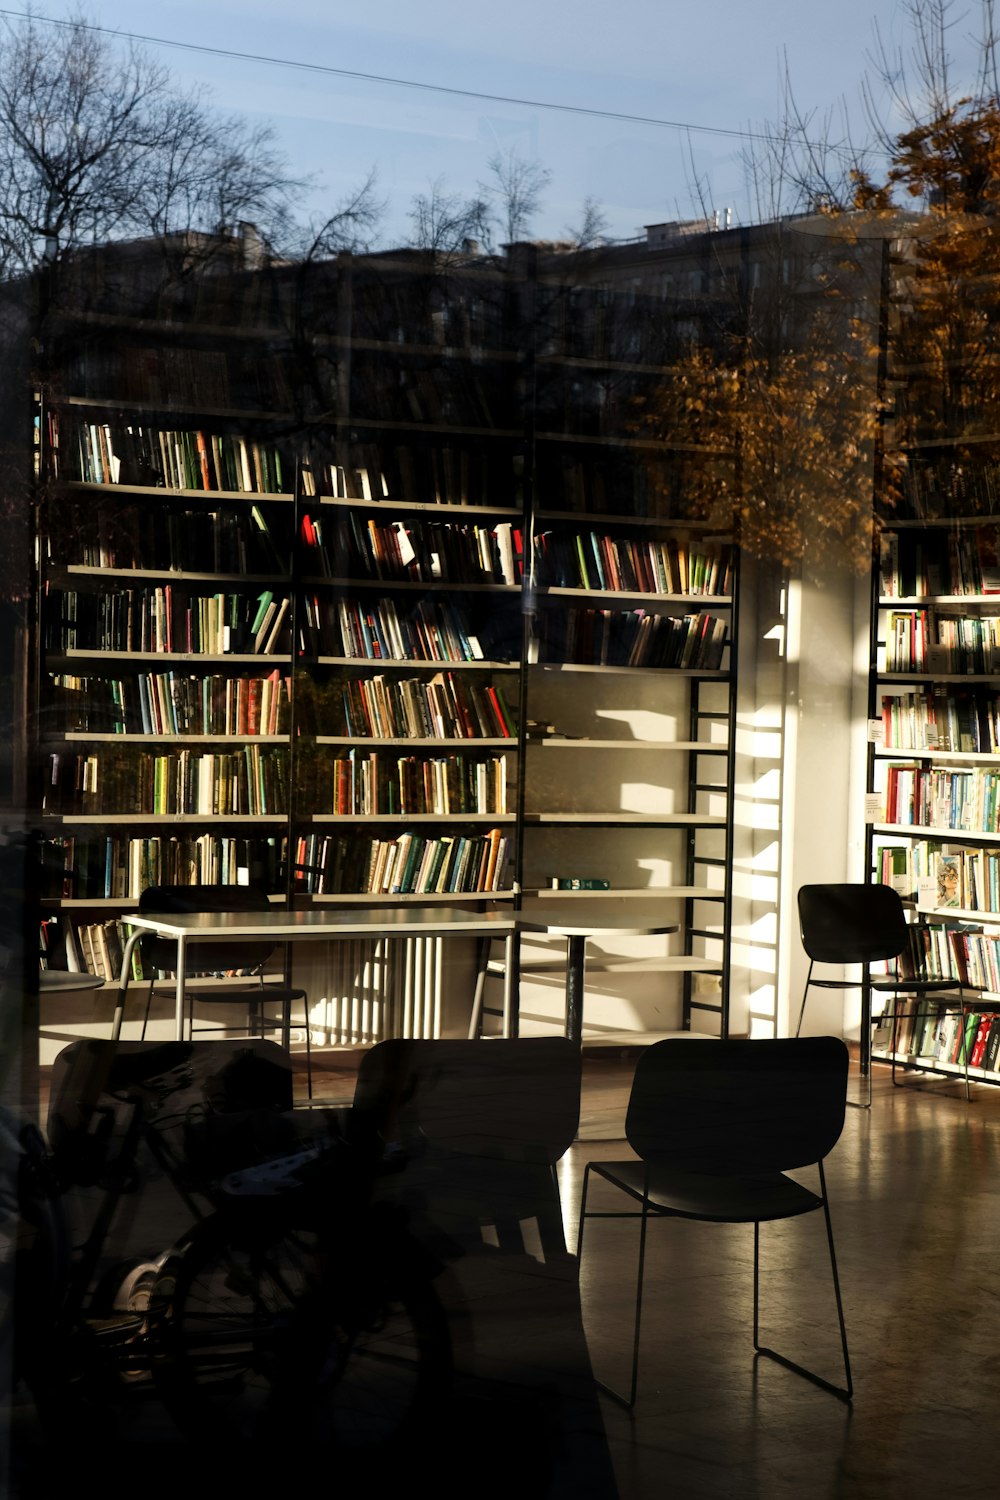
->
[796,882,984,1104]
[132,884,312,1097]
[350,1037,617,1498]
[576,1036,852,1408]
[351,1036,581,1254]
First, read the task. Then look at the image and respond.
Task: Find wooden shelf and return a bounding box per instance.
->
[315,736,514,749]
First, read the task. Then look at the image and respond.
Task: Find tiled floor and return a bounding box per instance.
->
[7,1049,1000,1499]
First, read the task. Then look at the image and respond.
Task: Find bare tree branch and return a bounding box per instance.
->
[0,9,297,276]
[480,149,551,246]
[407,177,491,253]
[565,195,609,249]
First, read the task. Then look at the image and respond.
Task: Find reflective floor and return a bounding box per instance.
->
[8,1051,1000,1499]
[569,1054,1000,1500]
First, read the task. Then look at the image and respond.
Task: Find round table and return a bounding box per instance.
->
[39,970,104,993]
[514,909,679,1044]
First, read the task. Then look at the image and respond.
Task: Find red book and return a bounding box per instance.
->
[196,431,212,491]
[247,681,260,736]
[971,1014,994,1068]
[486,685,512,737]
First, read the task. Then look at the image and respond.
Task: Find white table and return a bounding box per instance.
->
[514,909,679,1045]
[112,906,517,1043]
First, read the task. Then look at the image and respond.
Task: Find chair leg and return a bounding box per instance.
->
[577,1164,649,1410]
[846,973,873,1111]
[625,1196,650,1410]
[139,981,156,1041]
[794,966,814,1038]
[575,1161,592,1262]
[752,1161,852,1401]
[302,997,313,1101]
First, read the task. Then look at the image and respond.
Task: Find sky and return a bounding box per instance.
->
[2,2,993,245]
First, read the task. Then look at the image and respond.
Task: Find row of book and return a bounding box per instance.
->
[350,361,511,432]
[880,688,1000,753]
[40,914,144,981]
[532,531,733,597]
[535,449,724,522]
[894,913,1000,997]
[293,828,510,896]
[325,670,515,740]
[537,608,728,670]
[894,458,1000,520]
[877,841,1000,913]
[43,746,288,817]
[41,835,288,900]
[48,588,292,657]
[67,919,144,983]
[883,609,1000,673]
[879,525,1000,598]
[301,513,525,587]
[323,752,508,817]
[53,417,723,529]
[940,929,1000,994]
[61,344,294,414]
[50,501,288,577]
[880,764,1000,833]
[878,1000,1000,1070]
[61,421,292,494]
[302,445,513,510]
[49,670,292,737]
[302,594,511,664]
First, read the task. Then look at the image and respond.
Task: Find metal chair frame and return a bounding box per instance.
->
[576,1036,853,1408]
[795,882,986,1107]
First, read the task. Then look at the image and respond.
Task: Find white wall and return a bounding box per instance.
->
[777,551,873,1039]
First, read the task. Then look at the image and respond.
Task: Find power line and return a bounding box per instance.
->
[0,6,867,157]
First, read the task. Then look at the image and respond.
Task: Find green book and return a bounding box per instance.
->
[250,590,274,638]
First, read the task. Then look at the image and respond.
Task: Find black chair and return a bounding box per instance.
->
[576,1036,852,1407]
[351,1036,581,1256]
[796,882,985,1105]
[348,1038,617,1498]
[133,884,312,1098]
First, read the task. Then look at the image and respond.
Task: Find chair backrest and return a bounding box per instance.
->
[625,1036,849,1174]
[47,1038,294,1179]
[351,1037,582,1165]
[138,883,275,977]
[797,882,910,967]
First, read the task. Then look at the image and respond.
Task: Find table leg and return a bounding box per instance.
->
[565,935,587,1045]
[503,931,517,1038]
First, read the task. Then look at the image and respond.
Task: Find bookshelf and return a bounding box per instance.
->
[36,391,298,992]
[870,501,1000,1085]
[30,242,740,1046]
[513,397,737,1037]
[289,247,526,915]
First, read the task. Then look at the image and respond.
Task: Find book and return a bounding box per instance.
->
[970,1013,994,1068]
[549,877,611,890]
[978,526,1000,593]
[936,856,961,907]
[261,597,290,656]
[985,1016,1000,1071]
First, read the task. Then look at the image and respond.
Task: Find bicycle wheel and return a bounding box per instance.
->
[149,1211,451,1453]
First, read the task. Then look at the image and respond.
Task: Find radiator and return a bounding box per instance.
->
[303,936,446,1045]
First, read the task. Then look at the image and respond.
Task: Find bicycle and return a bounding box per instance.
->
[1,1038,453,1474]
